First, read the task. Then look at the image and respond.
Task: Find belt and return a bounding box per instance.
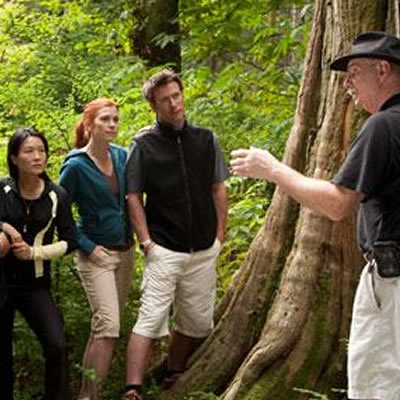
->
[106,239,134,252]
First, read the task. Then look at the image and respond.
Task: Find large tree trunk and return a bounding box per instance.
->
[162,1,395,399]
[130,0,181,71]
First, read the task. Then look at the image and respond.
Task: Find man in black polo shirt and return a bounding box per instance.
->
[231,31,400,400]
[123,69,229,400]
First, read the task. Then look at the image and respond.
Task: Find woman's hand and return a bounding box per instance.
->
[88,245,106,263]
[2,222,22,244]
[2,223,30,260]
[89,246,119,267]
[0,232,11,258]
[12,239,32,260]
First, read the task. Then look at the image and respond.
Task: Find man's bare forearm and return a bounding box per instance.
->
[127,193,151,242]
[212,182,228,242]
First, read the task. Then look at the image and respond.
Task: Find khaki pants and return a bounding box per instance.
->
[76,247,135,338]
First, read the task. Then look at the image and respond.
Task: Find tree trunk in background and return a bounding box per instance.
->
[162,0,396,399]
[130,0,181,71]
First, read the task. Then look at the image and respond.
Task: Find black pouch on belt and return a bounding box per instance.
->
[372,241,400,278]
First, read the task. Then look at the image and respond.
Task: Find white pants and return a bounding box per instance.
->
[133,240,221,339]
[348,263,400,400]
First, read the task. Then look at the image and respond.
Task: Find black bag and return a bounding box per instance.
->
[373,241,400,278]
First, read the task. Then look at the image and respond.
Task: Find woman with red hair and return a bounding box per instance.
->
[60,98,135,400]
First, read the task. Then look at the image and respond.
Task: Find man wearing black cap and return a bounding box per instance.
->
[230,31,400,400]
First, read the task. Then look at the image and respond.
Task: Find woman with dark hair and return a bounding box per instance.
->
[59,98,135,400]
[0,128,77,400]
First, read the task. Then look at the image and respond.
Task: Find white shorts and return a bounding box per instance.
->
[133,240,221,339]
[348,263,400,400]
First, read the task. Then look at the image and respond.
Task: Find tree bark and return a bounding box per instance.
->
[161,0,395,399]
[130,0,181,71]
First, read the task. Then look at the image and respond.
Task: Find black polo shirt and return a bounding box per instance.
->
[333,93,400,252]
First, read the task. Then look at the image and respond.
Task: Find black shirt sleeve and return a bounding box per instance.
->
[332,113,392,200]
[126,141,144,193]
[212,133,230,183]
[53,184,78,253]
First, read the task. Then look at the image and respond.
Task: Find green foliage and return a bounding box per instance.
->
[0,0,148,176]
[217,177,270,296]
[178,0,312,302]
[0,0,312,398]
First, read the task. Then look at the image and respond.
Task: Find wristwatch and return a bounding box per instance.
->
[140,239,153,251]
